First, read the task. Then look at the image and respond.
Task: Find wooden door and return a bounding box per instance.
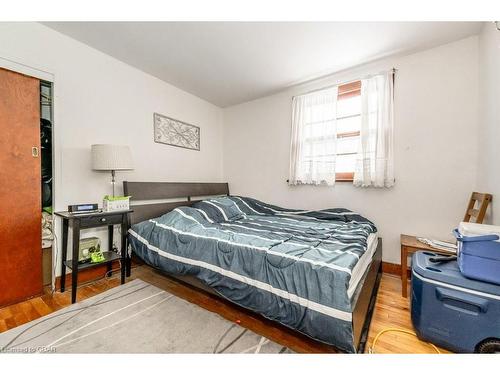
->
[0,68,42,307]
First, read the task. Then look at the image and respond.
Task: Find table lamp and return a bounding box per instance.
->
[91,144,133,197]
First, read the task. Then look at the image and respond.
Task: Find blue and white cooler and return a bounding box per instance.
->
[454,222,500,285]
[411,251,500,353]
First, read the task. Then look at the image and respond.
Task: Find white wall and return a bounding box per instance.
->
[477,23,500,223]
[0,23,485,272]
[223,36,479,265]
[0,23,224,275]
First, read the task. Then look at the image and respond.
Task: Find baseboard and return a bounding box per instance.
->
[382,261,410,278]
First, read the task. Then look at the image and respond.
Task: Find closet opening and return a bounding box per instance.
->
[40,80,54,289]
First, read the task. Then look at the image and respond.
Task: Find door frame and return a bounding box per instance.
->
[0,56,57,292]
[0,56,53,82]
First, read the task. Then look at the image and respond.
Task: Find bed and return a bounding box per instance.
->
[124,181,382,353]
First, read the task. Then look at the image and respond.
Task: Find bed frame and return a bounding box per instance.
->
[123,181,382,353]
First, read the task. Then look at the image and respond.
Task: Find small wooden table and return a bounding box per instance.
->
[400,234,454,298]
[55,209,133,303]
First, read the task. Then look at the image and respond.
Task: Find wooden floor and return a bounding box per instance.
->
[0,266,449,353]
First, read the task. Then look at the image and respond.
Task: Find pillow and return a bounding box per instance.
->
[193,197,245,223]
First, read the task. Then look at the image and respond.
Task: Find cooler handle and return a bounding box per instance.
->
[452,228,499,242]
[436,287,489,315]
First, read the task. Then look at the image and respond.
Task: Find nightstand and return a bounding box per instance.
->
[54,209,133,303]
[400,234,454,298]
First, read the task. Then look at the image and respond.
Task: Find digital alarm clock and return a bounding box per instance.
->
[68,203,99,213]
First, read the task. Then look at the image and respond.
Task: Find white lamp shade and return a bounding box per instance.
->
[91,144,133,171]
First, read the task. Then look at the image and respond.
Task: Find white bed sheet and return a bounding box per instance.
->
[347,232,378,299]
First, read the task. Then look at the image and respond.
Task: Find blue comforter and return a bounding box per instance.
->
[128,196,376,352]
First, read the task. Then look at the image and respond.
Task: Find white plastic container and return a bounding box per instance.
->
[458,222,500,238]
[103,196,130,212]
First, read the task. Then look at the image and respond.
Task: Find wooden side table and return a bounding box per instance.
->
[55,209,133,303]
[400,234,455,298]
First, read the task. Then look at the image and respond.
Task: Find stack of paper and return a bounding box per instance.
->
[417,237,457,253]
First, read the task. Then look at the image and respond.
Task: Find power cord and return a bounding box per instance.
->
[369,328,441,354]
[104,262,122,278]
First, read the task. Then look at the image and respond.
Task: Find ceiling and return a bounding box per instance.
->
[43,22,482,107]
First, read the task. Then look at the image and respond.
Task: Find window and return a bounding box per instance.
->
[298,81,361,182]
[335,81,361,181]
[298,89,338,185]
[289,71,394,187]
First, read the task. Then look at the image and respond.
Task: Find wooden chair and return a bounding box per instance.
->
[400,192,493,297]
[463,192,492,224]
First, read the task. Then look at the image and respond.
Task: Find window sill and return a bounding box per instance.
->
[335,172,354,182]
[287,172,354,184]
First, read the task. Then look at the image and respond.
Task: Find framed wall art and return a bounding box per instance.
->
[153,112,200,151]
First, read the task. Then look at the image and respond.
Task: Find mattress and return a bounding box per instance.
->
[128,196,378,352]
[348,232,378,299]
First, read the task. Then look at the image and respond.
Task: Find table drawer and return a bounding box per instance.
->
[79,214,123,228]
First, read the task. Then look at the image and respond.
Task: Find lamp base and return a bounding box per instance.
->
[111,170,116,197]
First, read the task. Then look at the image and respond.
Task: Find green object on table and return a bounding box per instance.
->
[43,206,53,214]
[91,251,105,263]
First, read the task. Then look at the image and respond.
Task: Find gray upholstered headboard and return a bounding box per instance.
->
[123,181,229,225]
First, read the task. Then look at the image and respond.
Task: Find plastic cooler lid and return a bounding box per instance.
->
[459,222,500,237]
[412,251,500,296]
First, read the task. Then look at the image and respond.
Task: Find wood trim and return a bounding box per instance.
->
[337,130,360,139]
[382,261,410,278]
[338,90,361,100]
[0,56,54,82]
[335,172,354,182]
[338,80,361,93]
[338,81,361,100]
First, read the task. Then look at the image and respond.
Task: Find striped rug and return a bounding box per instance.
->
[0,279,291,354]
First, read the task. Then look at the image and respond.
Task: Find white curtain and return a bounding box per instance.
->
[289,87,338,186]
[353,71,395,188]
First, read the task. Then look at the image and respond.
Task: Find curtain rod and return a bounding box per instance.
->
[295,67,397,98]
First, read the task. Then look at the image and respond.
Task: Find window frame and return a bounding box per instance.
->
[334,80,361,181]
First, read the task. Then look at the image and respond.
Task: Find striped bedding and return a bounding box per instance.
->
[128,196,377,352]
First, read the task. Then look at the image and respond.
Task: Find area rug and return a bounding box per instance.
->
[0,279,292,353]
